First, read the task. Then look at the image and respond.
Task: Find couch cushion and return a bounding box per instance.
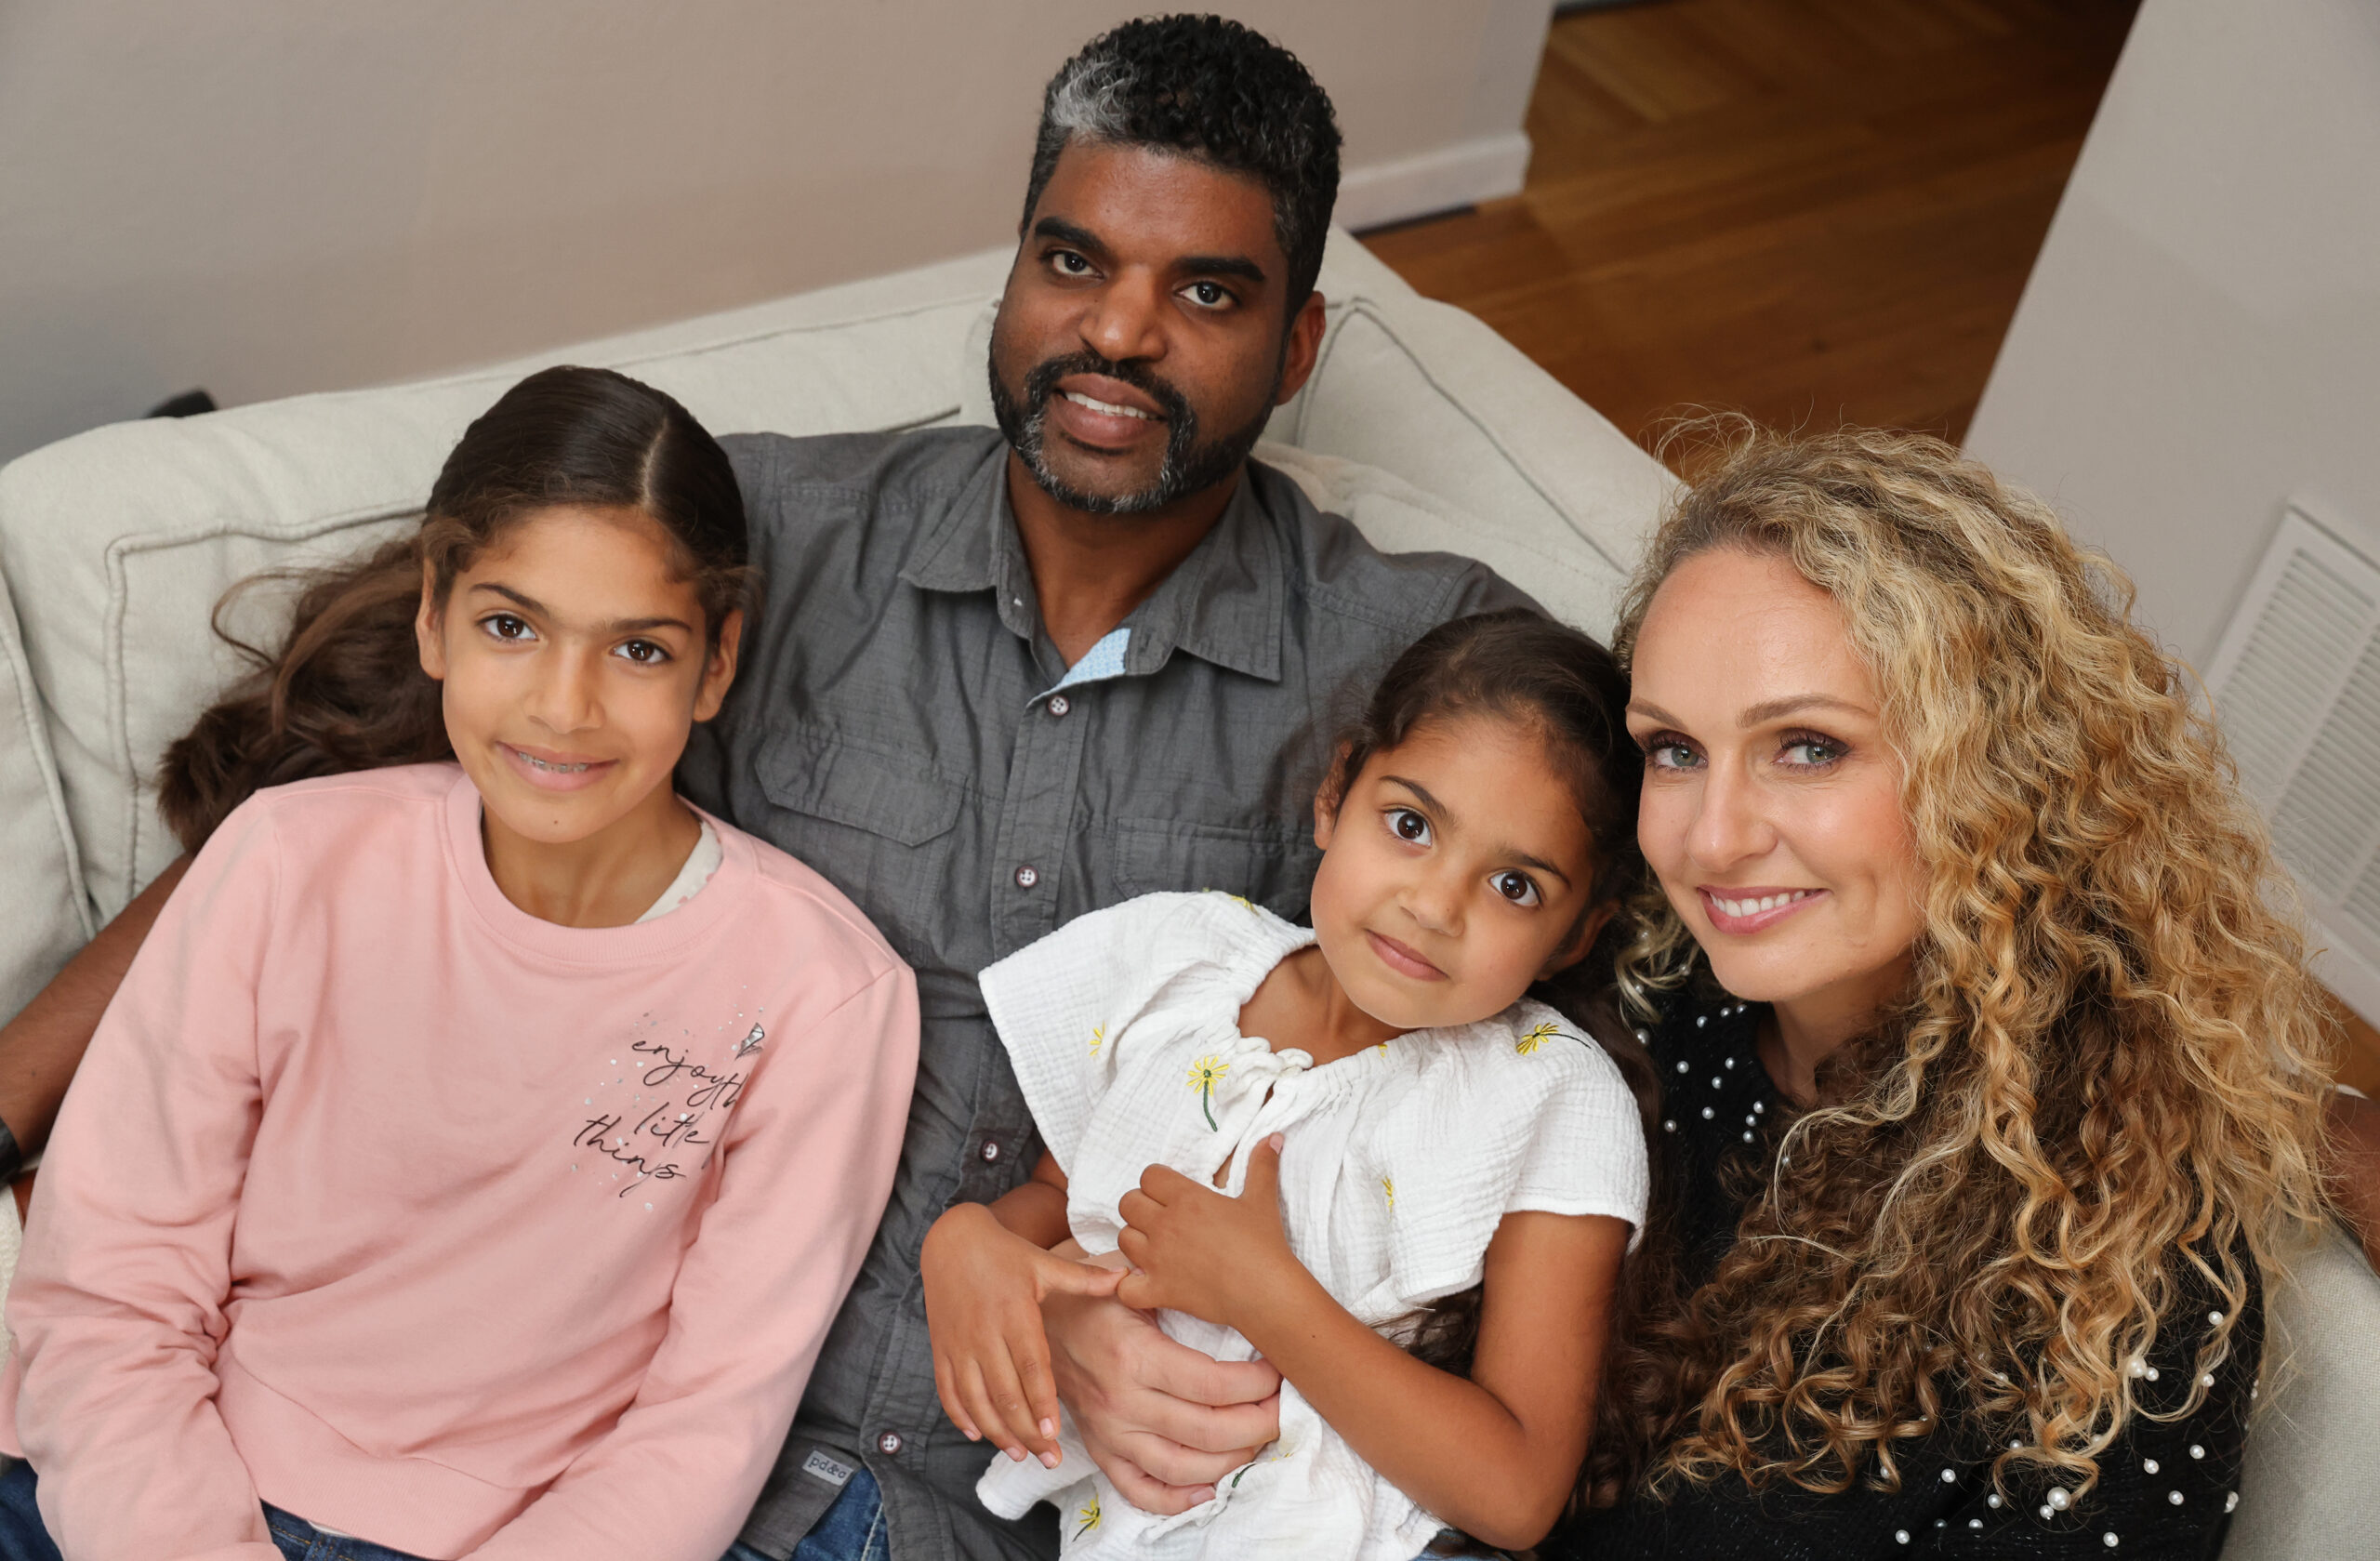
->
[0,231,1670,993]
[0,577,90,1025]
[2227,1224,2380,1561]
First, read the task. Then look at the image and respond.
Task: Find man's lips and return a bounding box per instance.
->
[500,741,616,793]
[1697,886,1826,934]
[1047,375,1168,450]
[1366,930,1447,981]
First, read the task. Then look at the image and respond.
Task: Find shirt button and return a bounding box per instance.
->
[877,1430,904,1456]
[980,1138,1002,1163]
[1047,695,1071,718]
[1014,865,1039,890]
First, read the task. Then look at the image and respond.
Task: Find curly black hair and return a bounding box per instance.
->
[1023,14,1342,310]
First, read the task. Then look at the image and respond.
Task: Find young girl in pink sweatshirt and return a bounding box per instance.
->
[0,367,920,1561]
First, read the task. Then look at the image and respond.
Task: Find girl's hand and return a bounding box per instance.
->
[921,1201,1122,1467]
[1115,1135,1302,1328]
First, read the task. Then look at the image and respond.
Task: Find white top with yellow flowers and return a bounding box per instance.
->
[974,891,1647,1561]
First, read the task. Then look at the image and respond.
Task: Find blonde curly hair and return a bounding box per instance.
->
[1610,422,2334,1500]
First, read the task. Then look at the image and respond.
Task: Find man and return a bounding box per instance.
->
[0,16,1530,1560]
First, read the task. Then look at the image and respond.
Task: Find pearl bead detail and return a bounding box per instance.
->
[2226,1491,2239,1513]
[2169,1490,2184,1505]
[2048,1488,2070,1510]
[2189,1444,2205,1460]
[1663,1119,1676,1132]
[1676,1060,1689,1074]
[1941,1468,1957,1483]
[2143,1459,2159,1475]
[1895,1531,1910,1545]
[2104,1534,2120,1548]
[1988,1494,2003,1508]
[1702,1106,1714,1119]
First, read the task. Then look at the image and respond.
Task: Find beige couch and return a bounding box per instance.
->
[0,231,2369,1557]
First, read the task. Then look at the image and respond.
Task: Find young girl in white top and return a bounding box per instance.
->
[920,611,1652,1560]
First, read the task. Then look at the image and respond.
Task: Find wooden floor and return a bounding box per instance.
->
[1370,0,2380,1092]
[1367,0,2139,451]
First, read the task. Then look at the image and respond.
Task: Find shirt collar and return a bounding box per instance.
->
[899,449,1286,684]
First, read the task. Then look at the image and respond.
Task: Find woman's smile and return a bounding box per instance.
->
[1696,885,1826,934]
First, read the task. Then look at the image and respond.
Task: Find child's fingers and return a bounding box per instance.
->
[977,1343,1045,1462]
[958,1357,1029,1462]
[1116,1269,1161,1311]
[1034,1250,1123,1299]
[1012,1333,1065,1468]
[1117,1225,1152,1269]
[932,1349,981,1442]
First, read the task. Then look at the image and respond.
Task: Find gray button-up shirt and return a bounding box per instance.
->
[679,426,1530,1560]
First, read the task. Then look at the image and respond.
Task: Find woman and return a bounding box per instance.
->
[1554,426,2334,1557]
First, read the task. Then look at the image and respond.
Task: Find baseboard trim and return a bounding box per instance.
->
[1337,132,1532,234]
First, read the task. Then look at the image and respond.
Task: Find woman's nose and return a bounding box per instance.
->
[1686,762,1770,870]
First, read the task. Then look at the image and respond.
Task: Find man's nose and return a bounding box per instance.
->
[1078,269,1169,365]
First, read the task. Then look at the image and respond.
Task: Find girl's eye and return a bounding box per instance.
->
[480,614,536,643]
[1779,732,1848,768]
[1490,870,1541,908]
[614,639,671,666]
[1642,734,1701,771]
[1387,807,1432,845]
[1183,280,1234,310]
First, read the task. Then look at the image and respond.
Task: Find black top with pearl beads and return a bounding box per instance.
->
[1551,988,2259,1560]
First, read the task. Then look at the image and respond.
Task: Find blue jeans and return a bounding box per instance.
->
[0,1460,432,1561]
[721,1467,886,1561]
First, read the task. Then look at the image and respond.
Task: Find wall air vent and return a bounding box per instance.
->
[2203,504,2380,1020]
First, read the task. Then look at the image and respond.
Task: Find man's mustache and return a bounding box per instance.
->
[1021,351,1193,430]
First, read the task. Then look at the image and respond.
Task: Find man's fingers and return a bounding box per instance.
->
[1098,1447,1216,1517]
[1149,1343,1284,1409]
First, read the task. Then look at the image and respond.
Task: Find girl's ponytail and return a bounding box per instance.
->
[156,365,750,853]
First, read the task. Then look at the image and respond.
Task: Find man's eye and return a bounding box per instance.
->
[1183,281,1232,309]
[481,614,534,642]
[1388,808,1431,845]
[1051,250,1093,276]
[1491,870,1541,907]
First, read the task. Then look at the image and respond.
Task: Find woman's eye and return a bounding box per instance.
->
[615,639,671,666]
[1183,280,1233,309]
[1490,870,1541,908]
[1643,737,1700,771]
[1387,807,1432,845]
[480,614,535,643]
[1779,734,1847,767]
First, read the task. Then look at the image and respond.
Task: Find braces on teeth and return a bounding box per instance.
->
[518,750,590,774]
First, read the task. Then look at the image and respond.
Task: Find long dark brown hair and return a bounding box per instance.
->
[1334,611,1670,1522]
[158,365,752,852]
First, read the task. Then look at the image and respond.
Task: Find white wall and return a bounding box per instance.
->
[1967,0,2380,1016]
[1966,0,2380,670]
[0,1,1553,468]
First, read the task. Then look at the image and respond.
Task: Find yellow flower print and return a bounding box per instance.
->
[1089,1025,1104,1058]
[1187,1054,1231,1130]
[1205,890,1262,914]
[1381,1175,1395,1211]
[1515,1021,1590,1056]
[1074,1493,1102,1537]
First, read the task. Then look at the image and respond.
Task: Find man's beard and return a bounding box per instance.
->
[989,348,1277,515]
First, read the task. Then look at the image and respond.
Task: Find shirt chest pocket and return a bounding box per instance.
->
[758,726,966,945]
[1108,818,1322,924]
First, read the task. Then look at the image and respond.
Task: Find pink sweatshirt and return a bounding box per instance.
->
[1,764,919,1561]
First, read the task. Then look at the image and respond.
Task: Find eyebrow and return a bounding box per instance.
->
[1628,695,1870,730]
[1379,774,1575,891]
[469,582,694,637]
[1030,217,1268,288]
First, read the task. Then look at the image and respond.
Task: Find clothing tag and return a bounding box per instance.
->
[801,1449,856,1488]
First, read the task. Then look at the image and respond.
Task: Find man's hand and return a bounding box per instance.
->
[1115,1135,1299,1329]
[920,1202,1120,1468]
[1042,1279,1282,1515]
